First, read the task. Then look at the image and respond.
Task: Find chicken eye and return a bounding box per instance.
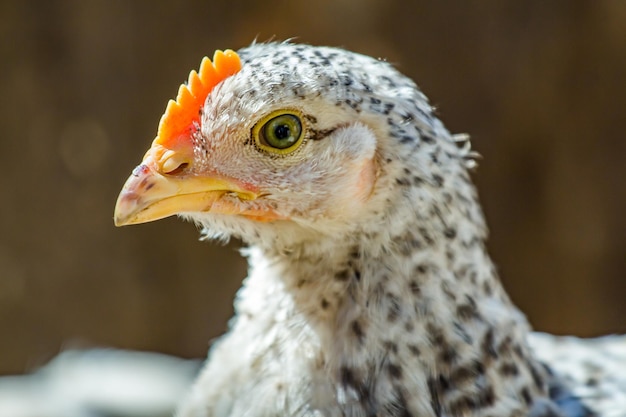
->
[253,111,304,154]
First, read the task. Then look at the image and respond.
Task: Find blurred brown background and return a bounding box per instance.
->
[1,1,625,375]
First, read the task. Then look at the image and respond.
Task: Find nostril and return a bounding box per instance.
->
[159,149,191,175]
[164,162,189,175]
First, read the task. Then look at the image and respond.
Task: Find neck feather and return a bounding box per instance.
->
[235,194,552,415]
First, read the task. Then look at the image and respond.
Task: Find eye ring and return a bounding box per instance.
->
[252,110,305,155]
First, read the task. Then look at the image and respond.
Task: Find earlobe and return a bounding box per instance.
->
[354,156,377,203]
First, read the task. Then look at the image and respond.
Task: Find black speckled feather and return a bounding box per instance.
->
[115,42,626,417]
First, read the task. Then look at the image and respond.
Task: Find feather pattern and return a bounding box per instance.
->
[115,42,626,417]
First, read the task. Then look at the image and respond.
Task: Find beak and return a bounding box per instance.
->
[114,145,259,226]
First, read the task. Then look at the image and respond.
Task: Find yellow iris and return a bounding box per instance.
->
[253,110,305,154]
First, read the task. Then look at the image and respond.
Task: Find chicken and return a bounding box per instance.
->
[114,43,626,417]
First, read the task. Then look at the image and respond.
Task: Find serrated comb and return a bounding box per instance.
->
[155,49,242,147]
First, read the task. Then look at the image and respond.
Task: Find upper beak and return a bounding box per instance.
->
[114,145,258,226]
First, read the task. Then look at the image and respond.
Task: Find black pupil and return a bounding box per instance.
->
[261,114,301,150]
[274,124,291,140]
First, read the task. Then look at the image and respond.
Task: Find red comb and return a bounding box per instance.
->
[155,49,242,147]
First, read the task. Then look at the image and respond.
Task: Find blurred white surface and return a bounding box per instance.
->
[0,349,202,417]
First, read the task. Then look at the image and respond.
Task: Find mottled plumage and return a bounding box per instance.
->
[115,42,626,417]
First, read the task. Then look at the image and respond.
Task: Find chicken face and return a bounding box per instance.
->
[114,45,393,241]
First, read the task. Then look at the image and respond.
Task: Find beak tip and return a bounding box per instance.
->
[114,191,141,227]
[113,205,133,227]
[113,216,126,227]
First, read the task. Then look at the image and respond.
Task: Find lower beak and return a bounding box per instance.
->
[114,164,258,226]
